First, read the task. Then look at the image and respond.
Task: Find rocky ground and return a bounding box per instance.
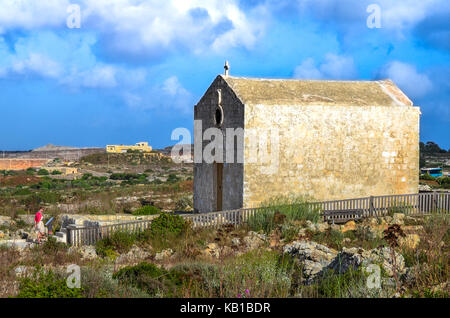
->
[1,211,448,298]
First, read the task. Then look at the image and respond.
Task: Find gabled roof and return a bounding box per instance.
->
[221,75,413,107]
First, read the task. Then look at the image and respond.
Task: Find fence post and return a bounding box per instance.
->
[433,192,438,213]
[66,225,76,246]
[369,196,374,217]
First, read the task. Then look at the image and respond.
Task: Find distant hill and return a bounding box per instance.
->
[1,144,105,160]
[32,144,98,152]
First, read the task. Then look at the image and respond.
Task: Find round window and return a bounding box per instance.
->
[215,106,224,126]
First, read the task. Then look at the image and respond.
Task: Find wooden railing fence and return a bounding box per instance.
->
[66,192,449,246]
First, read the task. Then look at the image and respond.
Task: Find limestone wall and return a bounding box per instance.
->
[243,104,421,208]
[194,76,244,213]
[1,148,105,160]
[0,159,50,171]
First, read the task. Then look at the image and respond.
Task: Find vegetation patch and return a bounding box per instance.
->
[17,269,83,298]
[132,205,160,216]
[247,195,320,234]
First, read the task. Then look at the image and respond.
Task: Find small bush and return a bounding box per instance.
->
[51,170,62,175]
[17,269,83,298]
[113,262,178,296]
[311,229,345,250]
[139,213,189,241]
[13,188,32,196]
[96,231,137,256]
[40,237,68,254]
[316,268,370,298]
[419,174,436,181]
[37,169,49,176]
[167,174,180,183]
[132,205,160,216]
[81,267,149,298]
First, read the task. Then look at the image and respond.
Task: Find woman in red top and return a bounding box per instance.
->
[34,208,45,244]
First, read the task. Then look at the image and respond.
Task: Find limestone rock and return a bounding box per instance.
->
[201,243,220,259]
[283,240,337,282]
[383,216,393,224]
[155,248,174,261]
[305,221,329,233]
[231,238,241,247]
[392,213,405,225]
[365,247,406,277]
[419,184,432,192]
[316,222,329,232]
[79,246,98,260]
[0,216,12,227]
[341,220,356,233]
[330,224,341,231]
[117,245,151,264]
[243,231,266,250]
[326,247,366,274]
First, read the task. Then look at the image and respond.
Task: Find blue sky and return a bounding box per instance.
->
[0,0,449,150]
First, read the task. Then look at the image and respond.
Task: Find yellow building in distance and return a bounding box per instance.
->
[106,141,152,153]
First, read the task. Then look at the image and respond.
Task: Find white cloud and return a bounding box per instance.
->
[159,76,194,113]
[128,76,195,114]
[0,0,69,32]
[377,61,433,99]
[64,64,118,88]
[292,0,446,37]
[294,54,357,80]
[11,53,63,78]
[0,0,266,56]
[0,31,148,90]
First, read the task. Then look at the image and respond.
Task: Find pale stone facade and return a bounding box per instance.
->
[194,75,421,213]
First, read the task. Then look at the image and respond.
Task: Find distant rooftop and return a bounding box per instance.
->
[221,75,413,107]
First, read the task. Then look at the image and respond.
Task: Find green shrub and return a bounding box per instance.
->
[95,231,137,256]
[38,191,61,204]
[37,169,49,176]
[17,269,83,298]
[13,188,32,196]
[110,173,147,181]
[51,170,62,175]
[82,173,93,180]
[152,178,163,184]
[436,177,450,189]
[80,267,148,298]
[167,174,180,183]
[40,236,68,254]
[142,213,189,240]
[132,205,160,216]
[280,222,301,242]
[316,268,370,298]
[311,229,345,250]
[113,262,178,296]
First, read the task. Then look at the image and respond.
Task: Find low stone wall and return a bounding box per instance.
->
[1,148,105,161]
[60,214,159,228]
[0,159,50,171]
